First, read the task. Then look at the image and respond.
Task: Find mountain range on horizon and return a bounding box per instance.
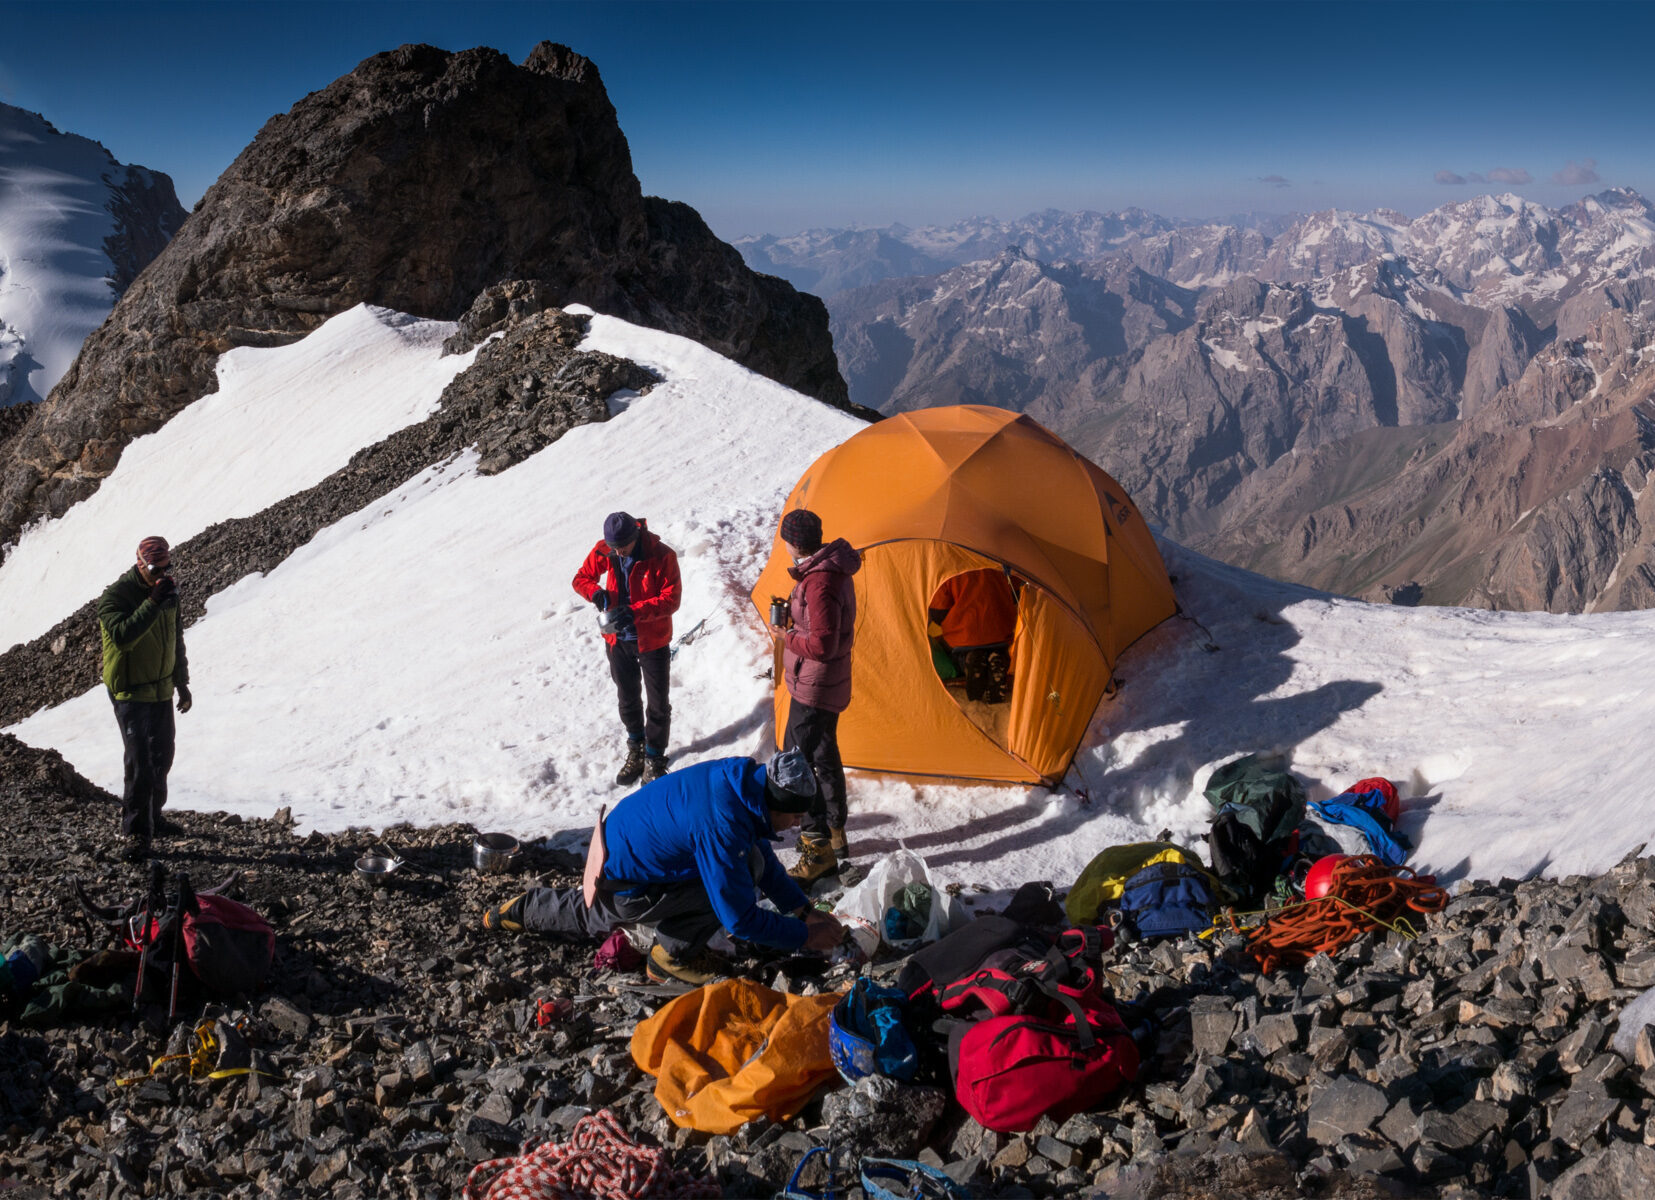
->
[736,190,1655,300]
[736,191,1655,615]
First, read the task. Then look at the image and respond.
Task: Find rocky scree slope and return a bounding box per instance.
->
[7,728,1655,1198]
[0,295,653,725]
[0,41,847,557]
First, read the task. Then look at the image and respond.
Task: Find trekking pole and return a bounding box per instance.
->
[133,861,166,1012]
[167,876,192,1022]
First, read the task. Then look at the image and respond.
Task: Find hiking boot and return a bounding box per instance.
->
[645,944,729,987]
[788,834,839,886]
[643,753,669,782]
[120,835,151,863]
[615,742,646,787]
[151,815,185,837]
[829,827,850,858]
[482,894,527,932]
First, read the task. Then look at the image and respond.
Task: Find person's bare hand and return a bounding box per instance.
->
[803,911,844,952]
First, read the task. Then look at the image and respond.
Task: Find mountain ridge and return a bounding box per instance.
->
[0,43,848,557]
[0,102,186,407]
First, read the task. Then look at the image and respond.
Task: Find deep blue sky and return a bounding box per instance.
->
[4,1,1651,239]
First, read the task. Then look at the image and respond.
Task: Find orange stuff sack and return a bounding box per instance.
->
[630,979,839,1134]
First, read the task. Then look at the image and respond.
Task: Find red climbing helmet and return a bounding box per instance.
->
[1304,854,1350,900]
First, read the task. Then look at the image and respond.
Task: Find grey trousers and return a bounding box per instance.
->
[521,847,764,958]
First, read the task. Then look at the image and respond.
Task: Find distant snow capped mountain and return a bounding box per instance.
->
[0,103,186,406]
[823,189,1655,611]
[736,208,1178,296]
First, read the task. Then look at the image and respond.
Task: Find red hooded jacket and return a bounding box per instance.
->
[782,539,862,713]
[572,524,682,653]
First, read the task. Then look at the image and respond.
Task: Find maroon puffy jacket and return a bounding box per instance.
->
[572,524,682,653]
[782,539,862,713]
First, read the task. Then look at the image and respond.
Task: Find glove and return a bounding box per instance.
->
[611,604,635,631]
[592,591,609,612]
[149,576,177,604]
[176,684,193,714]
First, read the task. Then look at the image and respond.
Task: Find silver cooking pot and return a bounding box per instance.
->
[472,833,522,873]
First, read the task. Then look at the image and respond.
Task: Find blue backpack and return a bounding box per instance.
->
[1118,861,1219,940]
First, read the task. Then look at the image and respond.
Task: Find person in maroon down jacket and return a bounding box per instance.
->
[768,508,862,884]
[573,512,682,785]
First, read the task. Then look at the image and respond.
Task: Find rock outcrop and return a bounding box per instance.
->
[0,42,845,555]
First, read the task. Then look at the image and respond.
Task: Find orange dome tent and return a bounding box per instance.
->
[751,405,1177,785]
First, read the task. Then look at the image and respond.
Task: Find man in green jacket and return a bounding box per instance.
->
[98,536,192,861]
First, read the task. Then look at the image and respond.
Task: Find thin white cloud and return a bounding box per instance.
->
[1551,158,1600,186]
[1258,174,1290,189]
[1435,170,1467,185]
[1487,167,1533,185]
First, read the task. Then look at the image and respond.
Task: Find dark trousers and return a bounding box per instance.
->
[785,700,847,838]
[521,847,763,957]
[111,696,175,838]
[607,640,670,753]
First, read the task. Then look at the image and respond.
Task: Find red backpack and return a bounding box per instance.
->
[117,878,275,997]
[947,972,1139,1133]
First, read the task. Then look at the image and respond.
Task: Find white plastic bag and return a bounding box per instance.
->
[831,848,950,958]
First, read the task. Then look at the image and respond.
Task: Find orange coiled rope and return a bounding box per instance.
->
[1246,855,1449,974]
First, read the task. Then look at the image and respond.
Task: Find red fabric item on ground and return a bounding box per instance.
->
[594,928,643,972]
[463,1109,720,1200]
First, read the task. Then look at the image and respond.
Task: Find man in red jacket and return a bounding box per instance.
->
[573,512,682,785]
[768,508,862,884]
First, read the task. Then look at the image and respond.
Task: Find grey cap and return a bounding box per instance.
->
[765,748,819,812]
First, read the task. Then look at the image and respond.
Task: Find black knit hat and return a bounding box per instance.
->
[779,508,823,554]
[765,748,819,812]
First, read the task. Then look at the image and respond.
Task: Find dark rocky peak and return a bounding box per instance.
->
[0,41,845,554]
[1195,276,1304,324]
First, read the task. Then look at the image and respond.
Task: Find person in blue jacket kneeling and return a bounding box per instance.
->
[482,749,845,984]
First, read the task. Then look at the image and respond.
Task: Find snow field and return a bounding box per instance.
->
[0,306,474,649]
[8,305,1655,897]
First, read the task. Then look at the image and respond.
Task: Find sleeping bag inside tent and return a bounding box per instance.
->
[751,405,1177,785]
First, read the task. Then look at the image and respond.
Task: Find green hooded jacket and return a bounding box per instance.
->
[98,566,189,703]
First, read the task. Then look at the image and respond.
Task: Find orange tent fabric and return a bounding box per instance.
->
[630,980,839,1133]
[751,405,1176,784]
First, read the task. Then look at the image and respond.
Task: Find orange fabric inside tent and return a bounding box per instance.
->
[751,405,1177,784]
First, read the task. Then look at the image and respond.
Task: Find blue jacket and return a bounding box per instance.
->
[600,757,811,950]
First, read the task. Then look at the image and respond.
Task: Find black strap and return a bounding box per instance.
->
[1033,979,1098,1050]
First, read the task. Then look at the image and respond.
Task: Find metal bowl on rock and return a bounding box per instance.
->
[472,833,522,873]
[355,854,403,878]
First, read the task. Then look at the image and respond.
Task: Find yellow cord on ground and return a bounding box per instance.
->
[115,1019,282,1087]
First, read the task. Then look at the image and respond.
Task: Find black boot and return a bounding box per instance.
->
[615,742,646,787]
[643,753,670,782]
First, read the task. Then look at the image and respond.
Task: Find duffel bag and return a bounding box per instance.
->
[948,979,1139,1132]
